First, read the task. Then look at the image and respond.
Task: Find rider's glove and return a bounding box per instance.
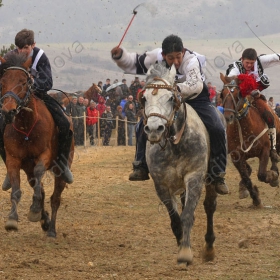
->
[251,89,260,98]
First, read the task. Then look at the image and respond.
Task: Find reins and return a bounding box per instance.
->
[12,99,39,141]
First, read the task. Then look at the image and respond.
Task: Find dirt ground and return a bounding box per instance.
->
[0,146,279,280]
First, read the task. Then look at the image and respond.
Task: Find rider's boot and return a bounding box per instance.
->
[268,127,280,162]
[209,154,229,195]
[128,117,149,181]
[56,131,74,184]
[129,161,150,181]
[213,172,229,195]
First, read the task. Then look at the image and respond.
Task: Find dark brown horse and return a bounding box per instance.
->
[220,73,280,207]
[0,53,74,237]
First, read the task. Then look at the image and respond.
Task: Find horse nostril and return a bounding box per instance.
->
[157,125,165,133]
[144,126,151,134]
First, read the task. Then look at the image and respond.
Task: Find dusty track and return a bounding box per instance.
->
[0,146,279,280]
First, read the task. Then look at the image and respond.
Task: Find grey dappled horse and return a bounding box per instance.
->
[139,62,217,265]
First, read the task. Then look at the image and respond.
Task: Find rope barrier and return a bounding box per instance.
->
[70,114,138,147]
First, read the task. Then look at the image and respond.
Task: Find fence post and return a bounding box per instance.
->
[84,112,86,148]
[125,117,128,146]
[115,116,119,146]
[97,111,101,146]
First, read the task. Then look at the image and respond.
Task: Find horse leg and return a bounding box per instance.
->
[233,158,262,207]
[5,163,21,231]
[155,185,182,244]
[177,176,203,265]
[180,191,186,211]
[202,182,217,262]
[27,163,46,222]
[47,177,66,237]
[238,162,251,199]
[26,172,50,231]
[258,149,279,187]
[269,160,279,187]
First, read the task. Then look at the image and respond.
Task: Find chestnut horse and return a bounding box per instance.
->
[220,73,280,207]
[61,83,101,107]
[0,53,74,237]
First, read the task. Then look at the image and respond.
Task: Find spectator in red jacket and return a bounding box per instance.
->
[207,82,217,106]
[86,101,99,145]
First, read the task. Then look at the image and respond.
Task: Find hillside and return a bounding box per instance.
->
[43,35,280,102]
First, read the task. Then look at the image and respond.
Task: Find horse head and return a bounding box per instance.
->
[220,73,253,124]
[0,53,33,124]
[84,83,102,104]
[139,62,181,143]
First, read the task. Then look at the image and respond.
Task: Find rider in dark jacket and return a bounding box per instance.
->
[0,29,73,190]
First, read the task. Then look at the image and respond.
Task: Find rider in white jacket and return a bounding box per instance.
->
[111,34,228,195]
[227,48,280,161]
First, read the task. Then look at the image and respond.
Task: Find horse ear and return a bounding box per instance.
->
[23,57,32,69]
[220,72,228,84]
[147,64,155,76]
[170,64,176,82]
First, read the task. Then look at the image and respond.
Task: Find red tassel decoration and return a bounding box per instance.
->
[238,74,258,97]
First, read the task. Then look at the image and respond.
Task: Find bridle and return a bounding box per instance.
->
[141,77,186,148]
[222,80,250,120]
[0,66,33,112]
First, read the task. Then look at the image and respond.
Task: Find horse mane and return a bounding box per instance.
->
[0,52,28,74]
[146,61,175,85]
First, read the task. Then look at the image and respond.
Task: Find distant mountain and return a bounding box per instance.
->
[2,0,280,101]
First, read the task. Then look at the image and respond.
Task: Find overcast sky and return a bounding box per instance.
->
[1,0,280,99]
[2,0,278,45]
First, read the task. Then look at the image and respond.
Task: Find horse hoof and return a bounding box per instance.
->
[177,247,193,265]
[27,211,41,222]
[5,219,18,231]
[47,231,56,238]
[239,189,249,199]
[239,183,249,199]
[250,202,263,209]
[269,180,279,187]
[40,219,50,232]
[202,243,215,262]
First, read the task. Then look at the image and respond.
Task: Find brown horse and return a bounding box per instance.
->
[220,73,280,207]
[0,52,74,237]
[60,84,101,108]
[83,83,102,103]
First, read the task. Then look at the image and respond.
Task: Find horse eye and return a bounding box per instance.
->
[169,96,174,102]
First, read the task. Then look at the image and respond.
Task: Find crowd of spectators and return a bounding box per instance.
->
[65,77,144,146]
[66,77,280,146]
